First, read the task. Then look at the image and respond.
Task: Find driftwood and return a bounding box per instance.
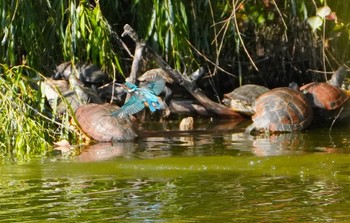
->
[169,99,210,116]
[121,24,242,118]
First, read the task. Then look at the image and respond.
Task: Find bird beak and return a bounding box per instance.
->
[115,83,130,92]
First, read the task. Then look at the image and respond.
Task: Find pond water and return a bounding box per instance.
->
[2,118,350,222]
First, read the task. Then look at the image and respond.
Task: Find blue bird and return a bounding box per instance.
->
[111,74,165,118]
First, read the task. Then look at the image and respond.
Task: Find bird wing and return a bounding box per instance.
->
[137,89,161,112]
[144,75,165,95]
[111,95,145,118]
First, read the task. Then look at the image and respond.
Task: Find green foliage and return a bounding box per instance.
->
[132,0,196,72]
[0,65,55,157]
[61,0,123,74]
[0,0,123,75]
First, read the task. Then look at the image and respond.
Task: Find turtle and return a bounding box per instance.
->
[222,84,269,116]
[327,66,347,88]
[75,103,137,142]
[42,77,103,115]
[300,82,348,110]
[54,62,110,89]
[246,87,313,133]
[299,66,349,121]
[138,68,174,84]
[300,66,349,110]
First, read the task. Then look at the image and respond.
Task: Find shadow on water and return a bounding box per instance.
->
[2,118,350,222]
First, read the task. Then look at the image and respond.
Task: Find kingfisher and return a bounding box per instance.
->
[111,74,166,118]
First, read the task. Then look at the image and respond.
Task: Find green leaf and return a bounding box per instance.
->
[267,12,275,21]
[80,13,86,39]
[257,14,265,24]
[316,5,331,18]
[146,8,156,38]
[1,26,8,45]
[179,2,187,26]
[307,16,323,32]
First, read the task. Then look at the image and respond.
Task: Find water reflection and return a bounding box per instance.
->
[134,118,247,157]
[1,165,349,222]
[76,142,135,162]
[251,133,307,156]
[3,118,350,222]
[72,118,350,160]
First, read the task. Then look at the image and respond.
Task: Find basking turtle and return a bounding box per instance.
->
[300,66,349,121]
[223,84,269,116]
[75,103,137,142]
[300,82,348,110]
[246,87,313,133]
[138,68,174,84]
[42,77,103,115]
[327,66,347,88]
[300,67,349,110]
[54,62,110,89]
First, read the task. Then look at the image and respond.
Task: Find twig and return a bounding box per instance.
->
[122,27,144,84]
[186,39,235,77]
[231,1,258,71]
[329,107,343,133]
[110,29,134,58]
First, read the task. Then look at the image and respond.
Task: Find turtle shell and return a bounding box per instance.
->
[55,62,110,87]
[138,68,174,84]
[43,78,103,115]
[75,104,137,141]
[248,87,313,132]
[223,84,269,116]
[79,63,110,85]
[300,82,349,110]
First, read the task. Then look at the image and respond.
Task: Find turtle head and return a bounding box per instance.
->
[53,62,73,80]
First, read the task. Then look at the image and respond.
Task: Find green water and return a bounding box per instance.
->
[1,119,350,222]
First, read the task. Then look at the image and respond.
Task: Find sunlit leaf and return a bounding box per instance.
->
[80,12,86,39]
[316,5,331,18]
[307,16,323,32]
[332,23,344,32]
[146,8,156,38]
[1,27,8,45]
[179,2,187,26]
[257,14,265,24]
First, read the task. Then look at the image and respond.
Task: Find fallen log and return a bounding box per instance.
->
[169,99,210,116]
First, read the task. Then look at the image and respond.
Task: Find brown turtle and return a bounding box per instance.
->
[138,68,174,84]
[246,87,313,133]
[300,82,348,110]
[299,66,349,121]
[300,66,349,110]
[75,103,137,142]
[223,84,269,116]
[42,77,103,115]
